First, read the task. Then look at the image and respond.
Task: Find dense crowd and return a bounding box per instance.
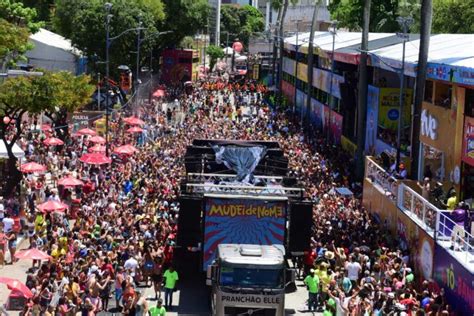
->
[0,78,450,316]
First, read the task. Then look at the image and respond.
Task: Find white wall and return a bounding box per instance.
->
[26,40,77,73]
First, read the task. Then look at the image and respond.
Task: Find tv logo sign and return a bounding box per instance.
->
[421,109,438,140]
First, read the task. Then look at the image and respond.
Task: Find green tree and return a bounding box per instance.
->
[221,4,265,47]
[0,71,94,195]
[329,0,420,32]
[53,0,164,75]
[0,0,44,32]
[432,0,474,33]
[17,0,55,24]
[0,19,30,69]
[159,0,209,47]
[207,45,224,72]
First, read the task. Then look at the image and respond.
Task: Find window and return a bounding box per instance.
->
[434,82,452,108]
[424,80,434,103]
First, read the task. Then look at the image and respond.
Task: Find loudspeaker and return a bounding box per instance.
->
[177,196,203,247]
[288,201,313,253]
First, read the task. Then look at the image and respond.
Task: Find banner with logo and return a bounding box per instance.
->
[203,197,287,270]
[311,98,324,128]
[312,68,344,99]
[378,88,412,130]
[433,244,474,315]
[296,89,307,118]
[366,85,380,155]
[462,116,474,167]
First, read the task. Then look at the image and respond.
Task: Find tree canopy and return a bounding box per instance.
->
[206,45,224,71]
[432,0,474,34]
[221,4,265,47]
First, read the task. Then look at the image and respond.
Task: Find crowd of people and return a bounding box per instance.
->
[0,77,451,315]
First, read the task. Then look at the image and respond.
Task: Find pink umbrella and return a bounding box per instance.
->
[79,153,112,165]
[89,135,106,144]
[123,116,145,126]
[126,126,143,133]
[41,124,52,132]
[37,200,68,213]
[152,89,165,98]
[15,248,52,261]
[57,176,84,188]
[43,137,64,146]
[88,144,106,153]
[77,128,97,136]
[0,277,34,298]
[113,144,138,155]
[20,162,47,173]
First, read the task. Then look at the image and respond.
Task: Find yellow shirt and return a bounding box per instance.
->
[447,196,457,210]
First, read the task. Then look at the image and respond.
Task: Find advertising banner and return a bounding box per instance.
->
[68,111,104,133]
[462,116,474,167]
[378,88,413,130]
[330,111,343,144]
[427,64,474,85]
[296,90,306,117]
[297,63,308,83]
[281,81,295,104]
[365,85,380,155]
[312,68,344,99]
[433,244,474,315]
[203,197,287,270]
[311,98,324,128]
[282,57,295,76]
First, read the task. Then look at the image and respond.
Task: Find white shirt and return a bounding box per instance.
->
[124,257,139,274]
[346,261,362,281]
[2,217,14,233]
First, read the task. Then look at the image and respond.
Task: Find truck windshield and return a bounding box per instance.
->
[220,266,284,289]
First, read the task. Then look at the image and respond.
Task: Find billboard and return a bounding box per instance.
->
[433,244,474,315]
[378,88,412,130]
[462,116,474,167]
[203,197,287,270]
[365,85,379,155]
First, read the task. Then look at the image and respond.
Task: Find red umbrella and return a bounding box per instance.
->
[77,127,97,136]
[113,144,138,155]
[88,144,106,153]
[79,153,112,165]
[126,126,143,134]
[57,176,84,188]
[15,248,52,261]
[0,277,33,298]
[89,135,106,144]
[37,200,68,213]
[43,137,64,146]
[41,124,52,132]
[20,162,47,173]
[123,116,145,126]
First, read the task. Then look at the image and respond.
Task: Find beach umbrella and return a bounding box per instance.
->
[126,126,143,134]
[43,137,64,146]
[79,153,112,165]
[77,128,97,136]
[88,144,106,153]
[41,124,52,132]
[37,200,68,213]
[152,89,165,98]
[113,144,138,155]
[123,117,145,126]
[0,277,34,298]
[57,176,84,188]
[14,248,52,261]
[89,135,106,144]
[20,162,47,173]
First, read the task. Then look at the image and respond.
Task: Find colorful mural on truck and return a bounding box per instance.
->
[203,197,286,270]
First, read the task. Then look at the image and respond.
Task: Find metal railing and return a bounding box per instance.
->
[187,173,285,185]
[436,210,474,269]
[397,183,440,234]
[365,157,399,201]
[185,183,304,198]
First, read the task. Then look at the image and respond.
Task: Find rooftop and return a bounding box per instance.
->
[29,28,82,56]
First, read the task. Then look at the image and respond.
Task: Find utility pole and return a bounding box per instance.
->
[396,17,414,172]
[278,0,289,99]
[293,20,301,117]
[216,0,221,46]
[97,72,101,111]
[326,21,337,143]
[105,2,112,157]
[135,19,142,108]
[355,0,371,179]
[411,0,433,179]
[305,0,321,129]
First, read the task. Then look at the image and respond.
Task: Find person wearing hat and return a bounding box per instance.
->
[304,269,320,312]
[149,299,166,316]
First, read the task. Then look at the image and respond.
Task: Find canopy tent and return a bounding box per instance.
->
[223,47,234,55]
[0,140,25,159]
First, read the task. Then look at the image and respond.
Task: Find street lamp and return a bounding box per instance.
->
[395,16,414,172]
[104,2,145,156]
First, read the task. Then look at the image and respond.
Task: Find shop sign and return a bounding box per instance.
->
[378,88,412,130]
[462,116,474,166]
[421,109,439,140]
[427,63,474,85]
[433,244,474,315]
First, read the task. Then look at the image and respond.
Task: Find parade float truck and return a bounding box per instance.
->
[177,140,313,316]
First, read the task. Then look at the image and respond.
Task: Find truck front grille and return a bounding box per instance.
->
[224,307,276,316]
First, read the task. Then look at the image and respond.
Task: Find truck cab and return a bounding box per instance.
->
[207,244,293,316]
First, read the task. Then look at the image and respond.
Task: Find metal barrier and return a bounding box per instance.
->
[185,183,304,198]
[365,157,399,200]
[187,173,285,185]
[397,183,440,234]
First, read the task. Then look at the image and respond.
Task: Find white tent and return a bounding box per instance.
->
[223,47,234,55]
[0,140,25,159]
